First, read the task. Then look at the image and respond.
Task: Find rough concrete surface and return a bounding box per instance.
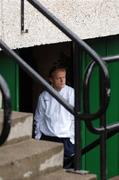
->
[33,169,97,180]
[0,111,33,143]
[0,139,63,180]
[110,176,119,180]
[0,0,119,49]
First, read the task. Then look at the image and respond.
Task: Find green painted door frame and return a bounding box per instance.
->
[0,52,19,111]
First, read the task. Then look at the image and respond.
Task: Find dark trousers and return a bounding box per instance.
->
[41,134,75,168]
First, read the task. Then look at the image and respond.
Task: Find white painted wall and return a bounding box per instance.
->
[0,0,119,49]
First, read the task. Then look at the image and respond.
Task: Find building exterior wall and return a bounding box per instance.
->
[0,1,2,38]
[0,0,119,49]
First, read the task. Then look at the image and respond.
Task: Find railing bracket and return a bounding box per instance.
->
[21,0,28,33]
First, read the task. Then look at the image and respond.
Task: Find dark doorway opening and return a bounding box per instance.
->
[18,47,35,113]
[18,42,73,113]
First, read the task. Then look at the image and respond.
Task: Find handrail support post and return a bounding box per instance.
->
[73,43,82,170]
[21,0,28,33]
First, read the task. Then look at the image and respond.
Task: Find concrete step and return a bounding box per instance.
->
[32,169,97,180]
[0,139,63,180]
[110,176,119,180]
[0,110,33,144]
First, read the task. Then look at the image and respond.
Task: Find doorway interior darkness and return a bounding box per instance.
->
[18,42,73,113]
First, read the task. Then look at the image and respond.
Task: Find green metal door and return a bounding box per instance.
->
[0,52,19,110]
[106,36,119,179]
[83,38,106,179]
[82,36,119,179]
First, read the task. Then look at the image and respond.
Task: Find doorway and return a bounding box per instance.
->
[18,41,73,113]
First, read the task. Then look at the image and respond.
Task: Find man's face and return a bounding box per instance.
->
[50,69,66,91]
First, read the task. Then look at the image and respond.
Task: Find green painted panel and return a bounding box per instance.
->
[82,36,119,179]
[85,66,100,177]
[83,38,106,179]
[0,53,19,110]
[106,37,119,178]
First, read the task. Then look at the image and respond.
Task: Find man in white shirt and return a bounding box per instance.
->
[34,65,74,168]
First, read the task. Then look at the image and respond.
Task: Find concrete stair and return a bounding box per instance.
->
[0,139,63,180]
[0,110,33,144]
[34,169,97,180]
[110,176,119,180]
[0,111,97,180]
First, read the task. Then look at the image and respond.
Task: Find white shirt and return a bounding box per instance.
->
[34,85,74,144]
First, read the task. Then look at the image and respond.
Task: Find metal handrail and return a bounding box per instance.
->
[0,40,74,116]
[0,0,110,174]
[1,0,119,178]
[83,61,119,134]
[83,62,105,134]
[81,123,119,155]
[83,59,119,179]
[102,55,119,62]
[21,0,110,171]
[0,75,11,145]
[26,0,110,121]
